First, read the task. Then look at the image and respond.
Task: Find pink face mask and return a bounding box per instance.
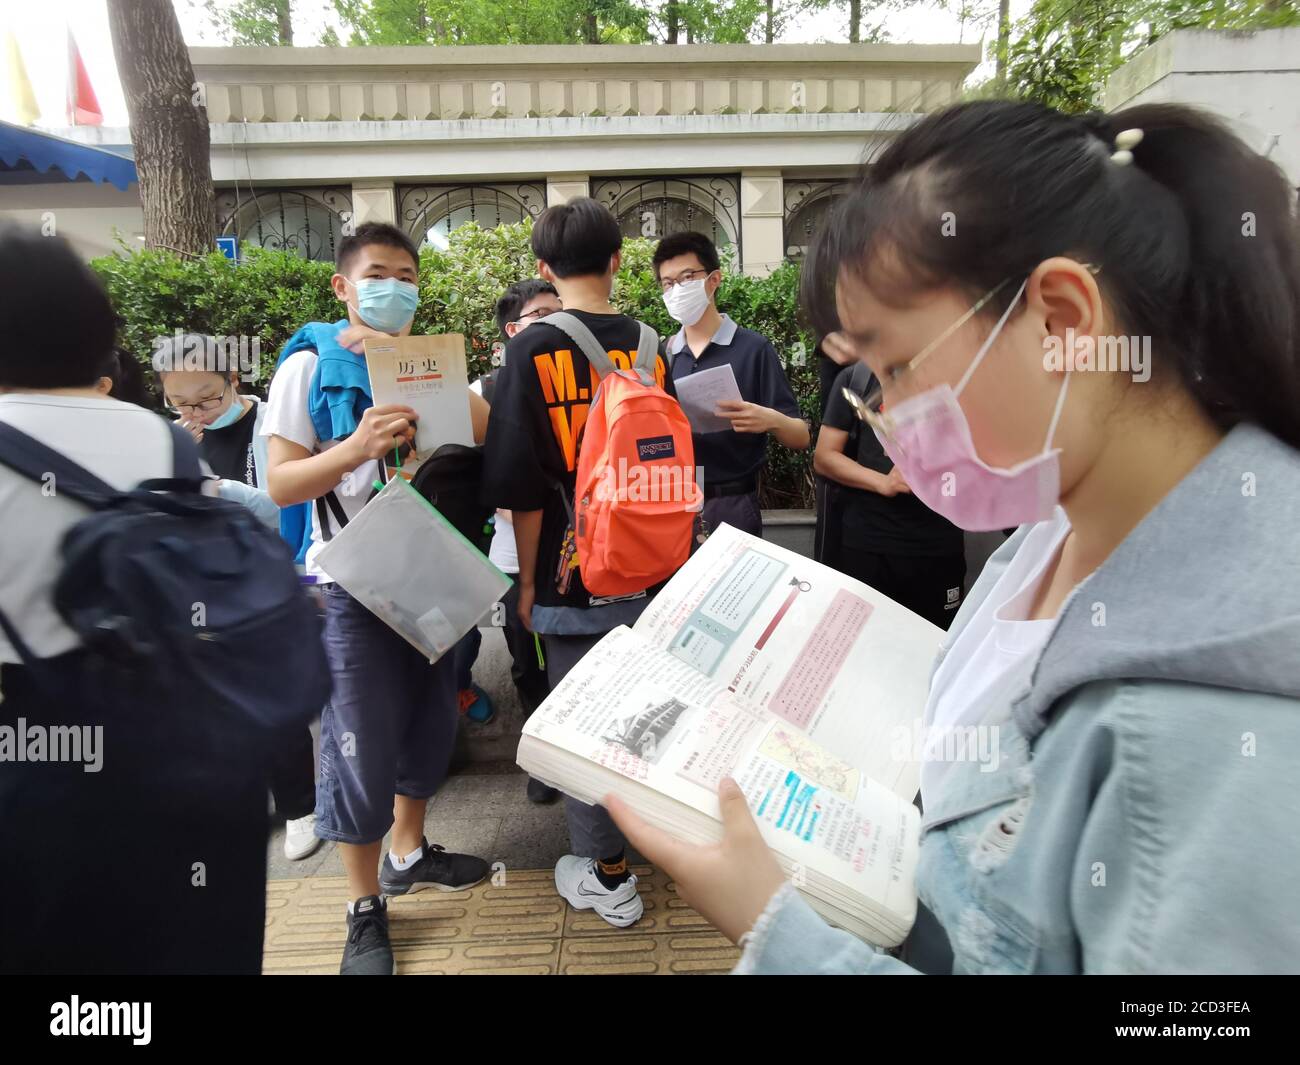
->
[872,278,1071,532]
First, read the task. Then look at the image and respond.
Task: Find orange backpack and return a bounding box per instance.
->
[542,312,698,598]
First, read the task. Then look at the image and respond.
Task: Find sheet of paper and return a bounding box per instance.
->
[364,334,474,464]
[674,363,743,434]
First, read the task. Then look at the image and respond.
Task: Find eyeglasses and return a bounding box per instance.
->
[515,305,558,324]
[844,263,1101,448]
[659,269,713,293]
[165,381,230,416]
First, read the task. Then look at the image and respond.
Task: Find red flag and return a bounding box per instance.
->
[67,30,103,126]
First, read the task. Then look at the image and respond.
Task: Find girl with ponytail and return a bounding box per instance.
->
[606,100,1300,974]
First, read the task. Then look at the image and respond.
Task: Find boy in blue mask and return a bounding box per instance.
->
[262,222,490,975]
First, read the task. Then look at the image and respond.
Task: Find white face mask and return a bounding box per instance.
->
[663,278,711,326]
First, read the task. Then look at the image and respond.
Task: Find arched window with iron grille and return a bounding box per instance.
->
[215,188,353,261]
[397,183,547,249]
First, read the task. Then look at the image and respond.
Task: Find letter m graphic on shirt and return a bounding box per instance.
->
[535,349,588,471]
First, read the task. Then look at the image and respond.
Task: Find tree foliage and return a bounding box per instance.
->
[1002,0,1298,111]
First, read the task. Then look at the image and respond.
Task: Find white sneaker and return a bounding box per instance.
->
[554,855,643,928]
[284,814,323,861]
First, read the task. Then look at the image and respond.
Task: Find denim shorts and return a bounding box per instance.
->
[315,582,459,844]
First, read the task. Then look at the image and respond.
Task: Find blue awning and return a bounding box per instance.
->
[0,121,137,190]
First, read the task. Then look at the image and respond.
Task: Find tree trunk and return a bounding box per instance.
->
[666,1,679,44]
[106,0,214,258]
[766,0,775,44]
[277,0,293,46]
[584,13,598,43]
[850,0,861,43]
[996,0,1011,85]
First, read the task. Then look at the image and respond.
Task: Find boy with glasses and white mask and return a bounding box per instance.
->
[653,231,809,538]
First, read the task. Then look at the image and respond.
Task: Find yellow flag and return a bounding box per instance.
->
[5,31,40,126]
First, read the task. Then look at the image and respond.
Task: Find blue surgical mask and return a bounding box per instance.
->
[206,390,245,430]
[352,277,419,333]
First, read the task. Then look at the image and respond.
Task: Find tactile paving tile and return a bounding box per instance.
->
[264,865,741,975]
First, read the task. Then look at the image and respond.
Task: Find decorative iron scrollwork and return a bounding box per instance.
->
[397,183,546,249]
[783,180,848,261]
[215,187,353,262]
[590,176,741,252]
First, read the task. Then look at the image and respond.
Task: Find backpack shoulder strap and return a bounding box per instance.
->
[849,360,874,397]
[634,323,658,369]
[632,323,660,383]
[0,421,119,510]
[540,311,617,379]
[843,362,877,458]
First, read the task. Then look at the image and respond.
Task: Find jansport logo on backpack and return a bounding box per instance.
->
[540,312,700,598]
[635,435,676,461]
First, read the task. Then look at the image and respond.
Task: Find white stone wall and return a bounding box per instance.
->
[0,182,144,259]
[1105,28,1300,188]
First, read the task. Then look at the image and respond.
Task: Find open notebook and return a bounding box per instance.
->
[517,523,943,947]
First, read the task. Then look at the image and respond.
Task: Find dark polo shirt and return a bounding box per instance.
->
[667,313,803,488]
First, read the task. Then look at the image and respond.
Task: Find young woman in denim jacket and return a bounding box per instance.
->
[607,99,1300,974]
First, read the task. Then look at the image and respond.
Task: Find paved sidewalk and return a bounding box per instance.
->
[260,625,741,974]
[262,864,740,975]
[267,764,581,882]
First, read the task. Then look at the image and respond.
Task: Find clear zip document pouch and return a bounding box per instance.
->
[316,476,512,663]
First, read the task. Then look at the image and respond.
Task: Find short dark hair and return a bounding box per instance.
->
[336,221,419,275]
[530,197,622,279]
[494,278,558,337]
[0,224,116,389]
[652,231,721,278]
[101,347,155,409]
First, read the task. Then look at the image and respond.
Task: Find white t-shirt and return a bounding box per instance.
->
[0,393,175,663]
[260,349,383,580]
[470,376,519,574]
[920,507,1072,800]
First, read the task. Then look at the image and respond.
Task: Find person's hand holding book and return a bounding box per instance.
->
[346,403,418,463]
[605,777,787,945]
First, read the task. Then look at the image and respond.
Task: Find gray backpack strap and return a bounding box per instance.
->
[633,323,659,371]
[540,311,617,379]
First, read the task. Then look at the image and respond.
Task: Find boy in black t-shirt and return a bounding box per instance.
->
[482,198,677,929]
[816,362,966,628]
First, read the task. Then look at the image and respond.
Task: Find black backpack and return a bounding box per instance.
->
[408,443,495,555]
[0,421,329,738]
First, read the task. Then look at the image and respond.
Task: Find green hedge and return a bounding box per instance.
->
[91,221,819,507]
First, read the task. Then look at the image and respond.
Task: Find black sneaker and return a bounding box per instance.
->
[340,895,394,975]
[527,776,559,804]
[379,837,489,896]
